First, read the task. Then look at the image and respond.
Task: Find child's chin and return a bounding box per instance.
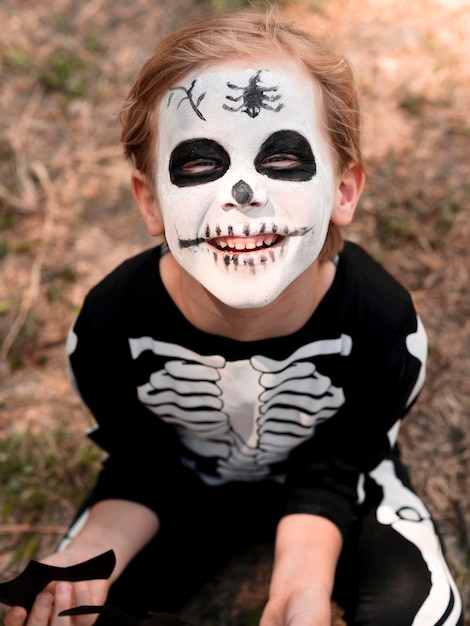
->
[204,281,285,310]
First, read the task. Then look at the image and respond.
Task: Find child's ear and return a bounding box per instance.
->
[131,170,165,237]
[331,163,365,227]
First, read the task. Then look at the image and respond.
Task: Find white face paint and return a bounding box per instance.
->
[156,58,337,308]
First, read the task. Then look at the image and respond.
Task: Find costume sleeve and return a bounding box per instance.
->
[284,306,427,538]
[66,298,186,515]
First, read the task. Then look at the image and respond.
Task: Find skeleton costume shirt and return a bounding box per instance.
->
[65,241,463,625]
[67,240,424,533]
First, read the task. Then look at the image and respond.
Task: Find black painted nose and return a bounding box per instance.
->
[231,180,254,205]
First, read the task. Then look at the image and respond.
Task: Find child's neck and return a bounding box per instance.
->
[160,253,336,342]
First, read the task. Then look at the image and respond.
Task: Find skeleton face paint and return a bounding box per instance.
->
[156,59,337,308]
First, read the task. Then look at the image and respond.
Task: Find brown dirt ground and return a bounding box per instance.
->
[1,0,469,624]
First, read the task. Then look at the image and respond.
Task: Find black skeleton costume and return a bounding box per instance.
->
[64,241,463,626]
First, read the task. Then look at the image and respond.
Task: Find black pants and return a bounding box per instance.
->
[65,451,464,626]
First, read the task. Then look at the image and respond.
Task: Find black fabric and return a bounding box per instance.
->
[67,241,424,537]
[81,450,462,626]
[64,240,463,625]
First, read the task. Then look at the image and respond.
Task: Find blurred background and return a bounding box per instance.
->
[0,0,469,623]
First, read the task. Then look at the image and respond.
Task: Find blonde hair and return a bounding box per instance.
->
[120,9,364,261]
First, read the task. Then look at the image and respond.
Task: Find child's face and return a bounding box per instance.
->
[155,57,337,308]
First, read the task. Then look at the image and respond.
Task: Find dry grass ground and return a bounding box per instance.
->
[0,0,469,624]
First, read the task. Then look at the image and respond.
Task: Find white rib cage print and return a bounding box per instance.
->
[129,335,352,483]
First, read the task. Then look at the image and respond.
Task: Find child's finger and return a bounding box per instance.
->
[55,582,96,626]
[25,591,54,626]
[4,605,28,626]
[51,583,73,624]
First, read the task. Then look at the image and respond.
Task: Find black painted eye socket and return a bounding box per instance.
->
[169,139,230,187]
[255,130,316,181]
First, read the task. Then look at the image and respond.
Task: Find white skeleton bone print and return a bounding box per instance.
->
[368,460,463,625]
[128,335,352,483]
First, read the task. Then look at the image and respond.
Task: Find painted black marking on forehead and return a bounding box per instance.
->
[167,79,206,121]
[255,130,316,181]
[223,70,284,119]
[169,138,230,187]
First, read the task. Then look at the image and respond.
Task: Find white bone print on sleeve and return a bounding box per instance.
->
[128,335,352,483]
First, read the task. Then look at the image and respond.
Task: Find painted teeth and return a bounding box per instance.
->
[213,235,277,250]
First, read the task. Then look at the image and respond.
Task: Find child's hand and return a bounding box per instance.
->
[4,583,71,626]
[4,579,109,626]
[260,583,332,626]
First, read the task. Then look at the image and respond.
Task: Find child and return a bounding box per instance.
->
[5,9,464,626]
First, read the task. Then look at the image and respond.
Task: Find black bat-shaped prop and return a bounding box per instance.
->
[60,605,195,626]
[0,550,116,612]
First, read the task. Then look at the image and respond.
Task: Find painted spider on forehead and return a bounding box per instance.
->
[223,70,284,118]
